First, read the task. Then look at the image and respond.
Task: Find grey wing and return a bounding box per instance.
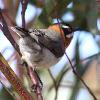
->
[30,29,65,58]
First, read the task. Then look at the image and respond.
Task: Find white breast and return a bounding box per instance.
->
[18,37,60,69]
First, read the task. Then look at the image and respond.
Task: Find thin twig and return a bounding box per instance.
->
[65,52,97,100]
[48,66,70,100]
[73,51,100,68]
[20,0,29,28]
[48,52,100,100]
[2,9,16,25]
[56,18,97,100]
[65,52,100,70]
[56,18,65,51]
[0,9,21,56]
[48,69,57,100]
[55,67,70,100]
[20,0,43,99]
[48,69,56,88]
[28,67,43,100]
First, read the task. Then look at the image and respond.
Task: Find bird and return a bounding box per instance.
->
[10,23,77,69]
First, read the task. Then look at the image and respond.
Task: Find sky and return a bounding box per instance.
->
[0,1,100,100]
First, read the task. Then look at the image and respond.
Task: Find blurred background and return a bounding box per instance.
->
[0,0,100,100]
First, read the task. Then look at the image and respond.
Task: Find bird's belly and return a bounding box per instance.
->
[35,49,60,68]
[21,48,60,68]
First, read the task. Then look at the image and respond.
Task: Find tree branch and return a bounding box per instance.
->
[65,52,97,100]
[0,9,21,56]
[0,53,32,100]
[56,18,97,100]
[28,67,43,100]
[20,1,43,99]
[20,0,29,28]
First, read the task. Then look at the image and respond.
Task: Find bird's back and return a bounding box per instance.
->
[29,28,65,58]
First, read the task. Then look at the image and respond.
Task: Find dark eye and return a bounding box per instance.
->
[61,24,72,32]
[62,26,72,34]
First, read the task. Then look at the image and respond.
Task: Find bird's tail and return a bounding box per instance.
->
[10,26,29,37]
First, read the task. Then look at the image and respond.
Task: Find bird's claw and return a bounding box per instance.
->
[31,83,43,94]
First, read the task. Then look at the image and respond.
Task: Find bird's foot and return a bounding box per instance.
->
[28,67,43,94]
[31,83,43,94]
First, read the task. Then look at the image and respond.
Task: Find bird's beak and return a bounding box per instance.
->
[72,27,82,32]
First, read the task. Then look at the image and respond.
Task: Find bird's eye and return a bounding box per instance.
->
[61,24,72,32]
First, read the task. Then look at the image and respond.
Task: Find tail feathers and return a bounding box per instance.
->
[10,26,29,37]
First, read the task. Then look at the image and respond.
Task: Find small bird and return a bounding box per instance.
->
[10,23,77,69]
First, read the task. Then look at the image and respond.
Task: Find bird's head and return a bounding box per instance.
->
[48,22,79,48]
